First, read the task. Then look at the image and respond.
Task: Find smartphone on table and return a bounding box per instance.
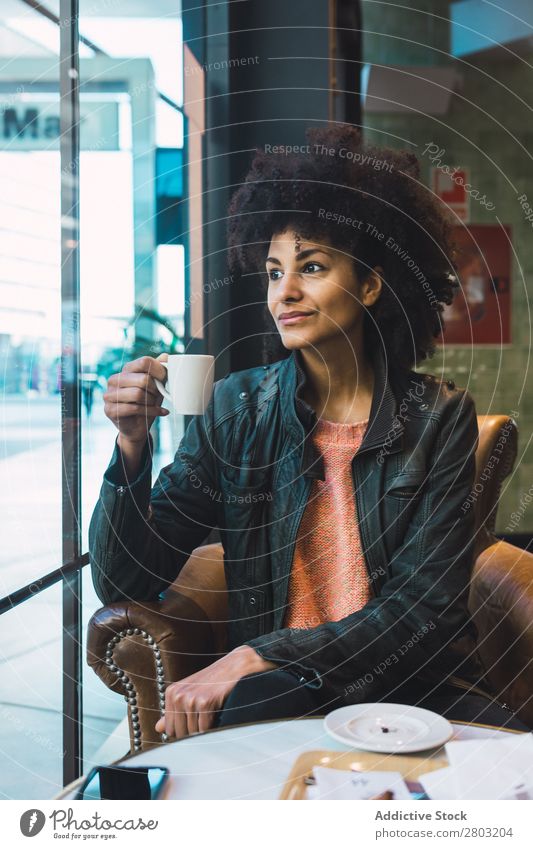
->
[75,765,169,800]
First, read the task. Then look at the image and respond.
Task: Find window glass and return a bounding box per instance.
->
[78,1,186,768]
[0,3,62,599]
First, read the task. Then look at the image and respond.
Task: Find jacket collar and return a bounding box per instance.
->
[278,345,406,479]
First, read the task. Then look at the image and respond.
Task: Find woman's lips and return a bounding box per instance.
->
[279,313,314,325]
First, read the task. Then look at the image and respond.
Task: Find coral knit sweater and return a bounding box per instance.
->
[282,416,374,629]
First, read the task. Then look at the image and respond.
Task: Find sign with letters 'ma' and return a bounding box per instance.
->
[0,96,120,151]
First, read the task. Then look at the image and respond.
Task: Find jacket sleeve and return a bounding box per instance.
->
[243,388,480,696]
[88,393,220,606]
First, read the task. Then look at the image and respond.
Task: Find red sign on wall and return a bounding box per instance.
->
[438,224,511,346]
[431,166,470,223]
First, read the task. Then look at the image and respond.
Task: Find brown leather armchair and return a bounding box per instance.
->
[87,415,533,752]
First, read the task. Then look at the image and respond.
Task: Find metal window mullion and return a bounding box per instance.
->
[60,0,83,787]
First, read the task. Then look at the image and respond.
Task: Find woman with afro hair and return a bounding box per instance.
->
[227,125,458,373]
[93,125,529,740]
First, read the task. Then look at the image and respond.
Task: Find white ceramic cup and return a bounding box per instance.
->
[154,354,215,415]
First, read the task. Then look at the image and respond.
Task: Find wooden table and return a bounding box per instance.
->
[56,716,525,800]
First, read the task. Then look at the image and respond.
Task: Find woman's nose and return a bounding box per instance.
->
[276,270,304,300]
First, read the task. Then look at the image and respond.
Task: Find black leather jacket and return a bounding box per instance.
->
[89,345,490,703]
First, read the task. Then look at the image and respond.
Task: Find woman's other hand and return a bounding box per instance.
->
[154,646,277,739]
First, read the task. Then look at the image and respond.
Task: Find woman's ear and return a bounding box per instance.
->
[362,265,384,307]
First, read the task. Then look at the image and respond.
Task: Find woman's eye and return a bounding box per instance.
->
[267,263,323,281]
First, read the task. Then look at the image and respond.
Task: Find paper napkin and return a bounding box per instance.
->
[306,767,411,800]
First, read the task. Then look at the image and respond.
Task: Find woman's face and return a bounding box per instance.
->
[266,228,381,352]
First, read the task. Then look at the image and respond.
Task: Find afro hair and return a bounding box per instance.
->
[226,124,459,371]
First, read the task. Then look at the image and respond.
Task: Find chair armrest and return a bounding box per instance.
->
[470,539,533,728]
[87,590,220,753]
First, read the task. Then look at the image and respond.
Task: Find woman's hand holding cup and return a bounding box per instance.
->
[103,354,170,449]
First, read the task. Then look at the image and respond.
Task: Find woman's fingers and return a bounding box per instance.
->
[123,355,168,385]
[165,690,188,740]
[198,708,217,734]
[106,371,161,402]
[186,707,200,736]
[161,709,174,740]
[163,687,214,739]
[164,685,178,739]
[104,386,161,405]
[104,402,169,418]
[103,358,168,441]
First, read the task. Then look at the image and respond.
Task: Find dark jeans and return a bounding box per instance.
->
[213,668,530,732]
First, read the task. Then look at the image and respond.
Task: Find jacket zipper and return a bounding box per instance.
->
[107,485,127,556]
[285,662,324,689]
[253,645,324,688]
[351,459,379,596]
[279,475,313,612]
[274,476,324,689]
[348,433,405,595]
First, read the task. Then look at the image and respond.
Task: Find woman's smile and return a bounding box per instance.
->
[278,311,316,325]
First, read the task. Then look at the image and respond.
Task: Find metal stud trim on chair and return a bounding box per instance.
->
[105,627,168,752]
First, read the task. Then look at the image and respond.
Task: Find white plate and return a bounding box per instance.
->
[324,703,454,753]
